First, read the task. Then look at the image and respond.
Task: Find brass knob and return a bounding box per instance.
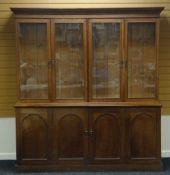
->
[83,129,88,136]
[89,129,94,135]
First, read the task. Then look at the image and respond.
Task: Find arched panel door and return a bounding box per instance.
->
[17,108,48,161]
[126,108,160,162]
[89,108,124,164]
[50,108,88,165]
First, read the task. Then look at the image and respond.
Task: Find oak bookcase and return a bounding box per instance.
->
[11,7,164,171]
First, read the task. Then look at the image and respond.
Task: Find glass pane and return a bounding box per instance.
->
[19,23,48,99]
[128,23,156,98]
[92,23,121,99]
[55,23,85,99]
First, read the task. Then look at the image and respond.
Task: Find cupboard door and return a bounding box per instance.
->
[52,20,87,101]
[50,108,88,164]
[16,108,49,162]
[89,108,124,164]
[125,108,161,162]
[126,19,158,99]
[89,19,123,101]
[16,20,51,100]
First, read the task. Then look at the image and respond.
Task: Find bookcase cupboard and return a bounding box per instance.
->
[11,7,164,171]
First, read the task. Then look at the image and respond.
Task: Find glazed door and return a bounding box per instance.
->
[16,19,51,100]
[125,19,159,100]
[52,19,87,102]
[89,108,124,164]
[50,108,88,165]
[89,19,123,101]
[16,108,49,164]
[125,108,161,162]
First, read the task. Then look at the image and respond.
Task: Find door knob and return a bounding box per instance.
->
[89,129,94,135]
[83,129,88,136]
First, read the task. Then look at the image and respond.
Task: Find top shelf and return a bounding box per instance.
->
[11,7,164,17]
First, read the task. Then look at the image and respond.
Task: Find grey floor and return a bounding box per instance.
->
[0,159,170,175]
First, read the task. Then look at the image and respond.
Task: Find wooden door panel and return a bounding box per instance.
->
[130,113,156,158]
[50,108,87,163]
[17,108,48,161]
[89,108,123,164]
[58,115,83,158]
[94,114,120,158]
[126,108,160,161]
